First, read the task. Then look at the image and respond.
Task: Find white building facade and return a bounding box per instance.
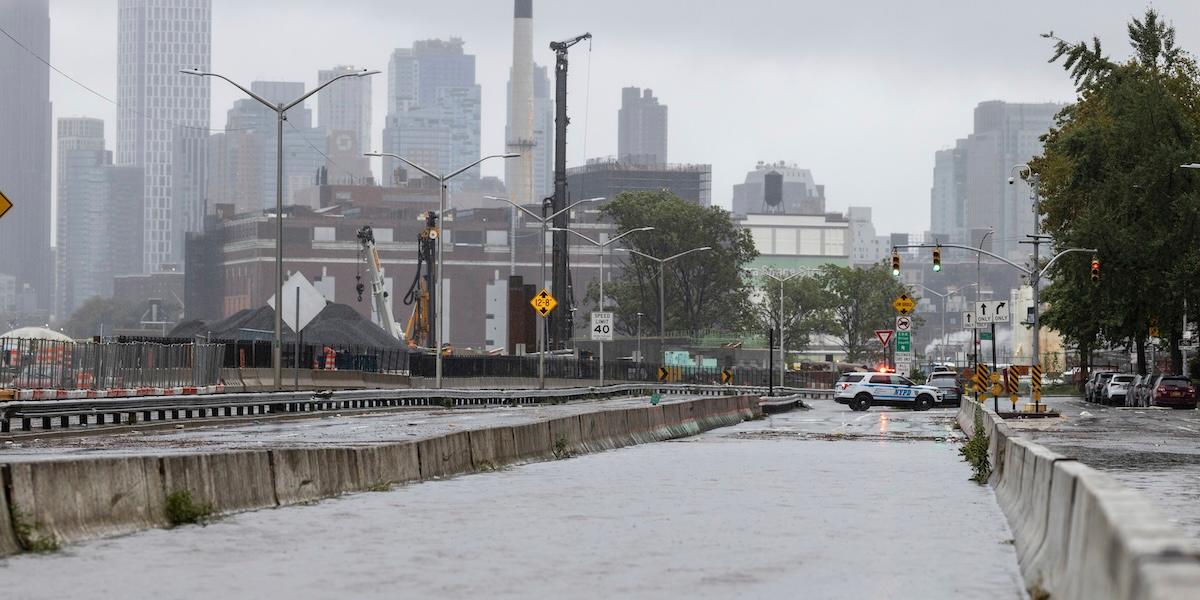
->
[117,0,212,272]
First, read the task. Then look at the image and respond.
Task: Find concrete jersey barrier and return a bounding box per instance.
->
[956,400,1200,600]
[0,394,760,556]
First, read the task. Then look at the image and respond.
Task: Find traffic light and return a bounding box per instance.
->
[1090,258,1100,283]
[891,251,901,276]
[932,245,942,272]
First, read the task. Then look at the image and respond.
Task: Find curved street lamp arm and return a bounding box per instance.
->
[549,227,600,247]
[364,151,438,180]
[664,246,713,264]
[604,226,654,247]
[547,197,604,221]
[912,283,947,299]
[620,247,663,264]
[486,196,542,221]
[285,70,379,113]
[446,153,520,181]
[182,69,274,109]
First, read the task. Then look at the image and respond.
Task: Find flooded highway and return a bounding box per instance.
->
[1,401,1026,599]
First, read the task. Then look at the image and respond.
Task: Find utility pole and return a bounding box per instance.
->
[548,32,591,351]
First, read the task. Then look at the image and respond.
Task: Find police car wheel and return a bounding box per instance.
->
[914,395,933,411]
[851,394,871,411]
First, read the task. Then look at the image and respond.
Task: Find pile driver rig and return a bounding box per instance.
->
[355,212,439,350]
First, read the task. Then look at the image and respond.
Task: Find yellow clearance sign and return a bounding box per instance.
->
[530,288,557,317]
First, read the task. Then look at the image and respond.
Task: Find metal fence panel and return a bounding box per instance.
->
[0,338,227,390]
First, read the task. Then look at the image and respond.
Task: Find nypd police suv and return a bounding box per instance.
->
[834,371,943,412]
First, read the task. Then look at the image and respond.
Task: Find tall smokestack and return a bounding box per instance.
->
[506,0,535,210]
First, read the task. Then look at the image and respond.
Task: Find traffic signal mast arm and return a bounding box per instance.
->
[891,243,1098,281]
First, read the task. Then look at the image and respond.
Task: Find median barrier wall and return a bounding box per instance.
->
[512,421,553,460]
[6,456,166,546]
[417,431,474,479]
[468,427,518,468]
[355,443,420,487]
[0,394,757,556]
[547,416,583,454]
[955,400,1200,600]
[161,452,276,513]
[271,448,364,505]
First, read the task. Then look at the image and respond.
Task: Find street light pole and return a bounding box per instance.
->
[914,282,977,368]
[761,270,801,390]
[367,153,520,389]
[551,226,655,386]
[487,196,602,389]
[621,246,714,364]
[636,312,643,365]
[184,68,378,390]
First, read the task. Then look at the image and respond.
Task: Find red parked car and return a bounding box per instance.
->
[1149,375,1197,409]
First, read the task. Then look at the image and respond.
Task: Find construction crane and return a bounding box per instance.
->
[548,32,591,350]
[355,225,404,341]
[402,212,439,351]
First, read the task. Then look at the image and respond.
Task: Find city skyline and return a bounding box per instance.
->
[38,0,1199,240]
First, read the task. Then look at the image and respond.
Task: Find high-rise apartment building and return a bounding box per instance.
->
[55,118,145,318]
[318,66,372,156]
[930,101,1062,261]
[381,39,481,186]
[117,0,211,272]
[618,87,668,165]
[0,0,52,312]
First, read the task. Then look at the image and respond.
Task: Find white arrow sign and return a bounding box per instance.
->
[962,311,977,330]
[976,300,1010,325]
[992,301,1010,323]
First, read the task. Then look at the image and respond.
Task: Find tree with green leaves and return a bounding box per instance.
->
[753,273,835,353]
[820,264,912,362]
[598,191,758,337]
[1034,8,1200,375]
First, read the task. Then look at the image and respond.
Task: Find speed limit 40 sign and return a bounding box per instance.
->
[591,311,614,341]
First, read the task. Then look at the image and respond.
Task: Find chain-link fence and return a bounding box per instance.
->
[0,338,227,390]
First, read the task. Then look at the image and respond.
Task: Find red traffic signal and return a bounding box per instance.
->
[1090,258,1100,283]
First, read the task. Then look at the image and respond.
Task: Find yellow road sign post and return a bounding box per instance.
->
[892,293,916,315]
[530,288,557,317]
[657,366,670,383]
[720,369,733,385]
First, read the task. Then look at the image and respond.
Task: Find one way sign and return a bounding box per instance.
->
[976,300,1010,324]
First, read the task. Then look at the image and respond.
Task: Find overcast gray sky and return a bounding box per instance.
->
[44,0,1200,236]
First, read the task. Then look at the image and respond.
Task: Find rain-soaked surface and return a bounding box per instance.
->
[1,401,1026,599]
[0,395,690,461]
[1013,396,1200,539]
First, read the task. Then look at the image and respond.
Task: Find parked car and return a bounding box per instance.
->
[1102,374,1136,406]
[1085,371,1116,403]
[1149,375,1197,409]
[925,371,964,406]
[1129,375,1154,407]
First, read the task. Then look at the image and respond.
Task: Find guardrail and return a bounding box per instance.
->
[0,385,832,434]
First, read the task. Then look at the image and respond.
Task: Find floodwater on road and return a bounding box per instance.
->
[1013,396,1200,539]
[1,403,1026,599]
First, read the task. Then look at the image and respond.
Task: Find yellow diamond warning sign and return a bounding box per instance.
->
[530,288,558,317]
[893,293,916,315]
